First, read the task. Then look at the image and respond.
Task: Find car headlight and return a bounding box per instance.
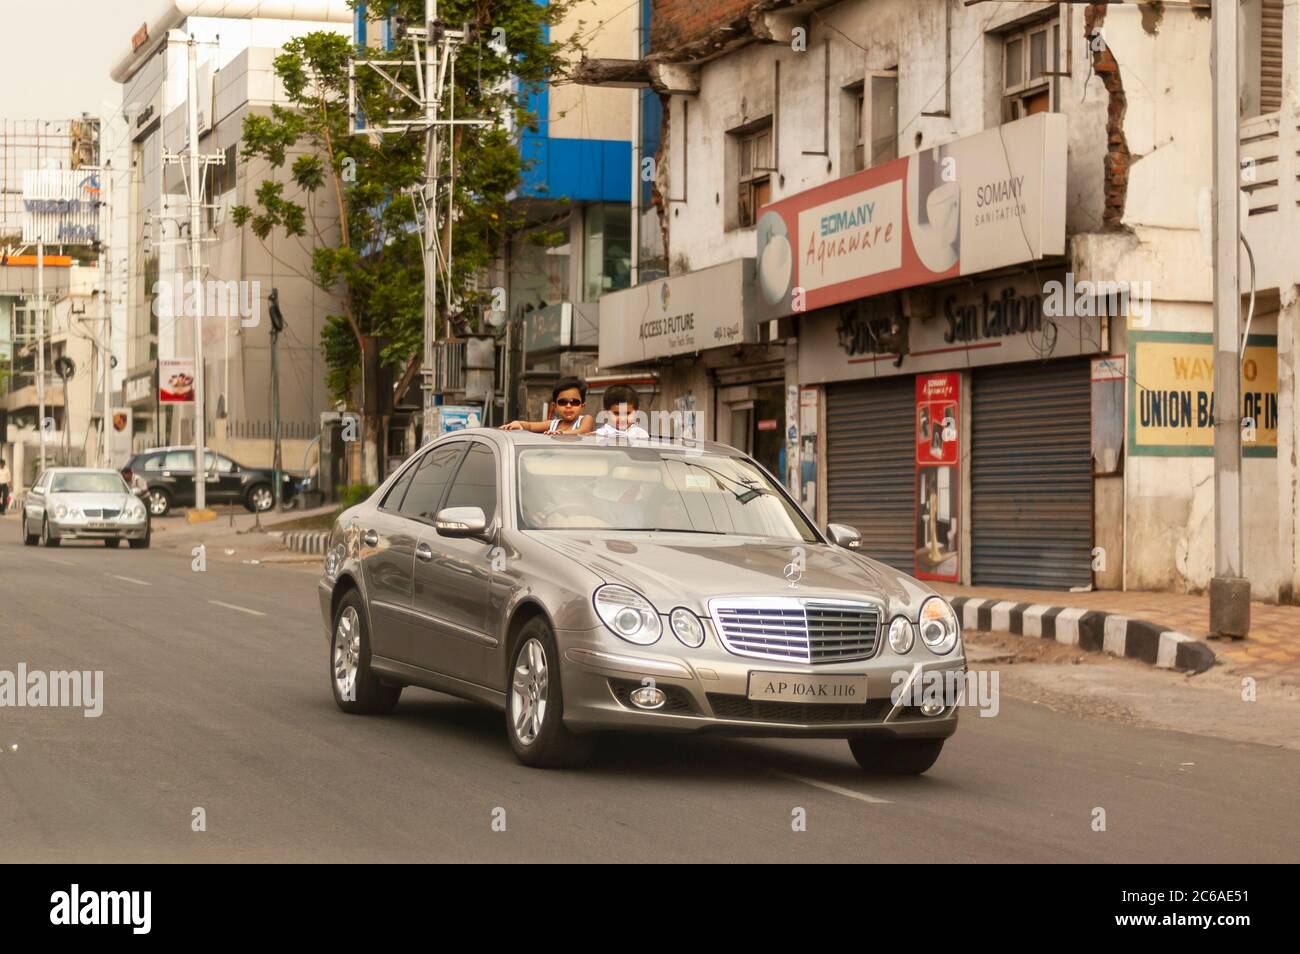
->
[669,607,705,648]
[918,597,960,655]
[888,615,915,654]
[125,501,145,520]
[55,504,68,518]
[593,584,662,645]
[323,542,344,579]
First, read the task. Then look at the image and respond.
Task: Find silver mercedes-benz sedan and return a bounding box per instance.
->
[21,467,151,548]
[319,429,964,771]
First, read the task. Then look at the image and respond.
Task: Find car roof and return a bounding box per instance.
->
[45,467,126,475]
[444,427,739,456]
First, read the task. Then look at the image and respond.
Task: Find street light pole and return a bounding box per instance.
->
[1210,0,1249,637]
[36,239,46,473]
[187,36,207,510]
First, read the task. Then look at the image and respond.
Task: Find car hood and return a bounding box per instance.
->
[48,492,135,510]
[522,530,936,615]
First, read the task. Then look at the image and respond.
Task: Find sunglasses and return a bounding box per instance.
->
[553,397,584,408]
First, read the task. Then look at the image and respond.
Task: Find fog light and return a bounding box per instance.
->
[629,686,666,710]
[920,702,945,717]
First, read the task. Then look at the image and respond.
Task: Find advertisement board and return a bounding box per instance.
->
[159,357,195,404]
[914,373,960,582]
[1128,332,1277,457]
[755,113,1066,322]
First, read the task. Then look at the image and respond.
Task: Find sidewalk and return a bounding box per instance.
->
[934,582,1300,684]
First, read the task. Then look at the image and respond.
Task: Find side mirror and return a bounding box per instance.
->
[435,506,488,538]
[826,523,863,550]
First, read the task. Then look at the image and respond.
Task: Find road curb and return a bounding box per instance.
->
[273,530,330,556]
[949,596,1217,674]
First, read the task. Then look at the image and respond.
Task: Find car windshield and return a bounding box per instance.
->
[517,447,817,542]
[51,472,128,494]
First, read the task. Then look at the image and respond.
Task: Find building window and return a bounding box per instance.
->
[843,82,866,173]
[735,121,773,229]
[869,70,899,166]
[582,203,631,301]
[1002,17,1059,121]
[509,219,571,317]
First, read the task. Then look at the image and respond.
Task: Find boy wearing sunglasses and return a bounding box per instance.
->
[501,376,595,434]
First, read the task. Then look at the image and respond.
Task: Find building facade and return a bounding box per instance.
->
[579,0,1300,600]
[111,0,353,470]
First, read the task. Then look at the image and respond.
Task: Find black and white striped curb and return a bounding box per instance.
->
[273,530,330,556]
[949,596,1216,674]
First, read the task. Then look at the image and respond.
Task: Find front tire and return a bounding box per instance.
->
[105,538,122,548]
[128,523,151,549]
[507,619,594,768]
[331,590,401,715]
[246,483,274,513]
[22,515,37,546]
[147,488,171,517]
[847,736,945,776]
[40,518,60,547]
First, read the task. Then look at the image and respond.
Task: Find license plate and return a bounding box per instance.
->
[747,672,869,704]
[87,522,114,530]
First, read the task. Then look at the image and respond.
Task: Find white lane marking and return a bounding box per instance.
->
[208,599,266,617]
[38,556,77,567]
[768,769,892,805]
[108,574,150,586]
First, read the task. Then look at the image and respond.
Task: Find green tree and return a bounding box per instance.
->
[232,0,579,474]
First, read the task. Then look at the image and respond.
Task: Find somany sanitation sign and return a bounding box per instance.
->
[753,112,1066,322]
[21,169,102,245]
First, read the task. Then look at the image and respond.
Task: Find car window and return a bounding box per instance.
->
[216,455,236,474]
[163,450,194,471]
[444,443,498,523]
[379,462,418,511]
[142,454,165,472]
[51,472,130,494]
[398,443,465,521]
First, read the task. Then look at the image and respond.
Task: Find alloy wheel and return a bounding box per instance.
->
[148,491,169,516]
[333,605,361,702]
[251,486,274,511]
[510,638,549,746]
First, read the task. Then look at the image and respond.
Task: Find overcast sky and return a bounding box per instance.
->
[0,1,160,120]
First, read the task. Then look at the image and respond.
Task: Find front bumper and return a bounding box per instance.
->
[48,520,148,540]
[557,628,965,739]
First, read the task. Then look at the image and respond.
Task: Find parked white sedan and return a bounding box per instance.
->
[21,468,151,549]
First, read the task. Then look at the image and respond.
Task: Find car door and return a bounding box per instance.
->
[409,441,499,686]
[211,454,242,504]
[363,441,466,664]
[24,471,49,534]
[160,449,196,506]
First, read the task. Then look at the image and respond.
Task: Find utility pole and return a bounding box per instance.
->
[350,1,489,447]
[1210,0,1250,638]
[187,36,207,510]
[36,240,45,472]
[162,36,224,509]
[269,288,285,510]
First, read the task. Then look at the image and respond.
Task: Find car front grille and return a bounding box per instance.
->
[706,693,891,724]
[79,509,120,519]
[709,598,882,664]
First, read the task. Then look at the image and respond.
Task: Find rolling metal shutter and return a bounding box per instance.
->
[826,376,915,572]
[1262,0,1284,114]
[972,359,1092,589]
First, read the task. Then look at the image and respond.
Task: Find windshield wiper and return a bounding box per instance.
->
[612,527,726,534]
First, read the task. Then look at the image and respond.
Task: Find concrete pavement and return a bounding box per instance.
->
[1,522,1297,862]
[937,582,1300,685]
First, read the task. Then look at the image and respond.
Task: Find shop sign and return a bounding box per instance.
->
[755,113,1066,322]
[800,271,1105,384]
[914,373,960,582]
[599,259,755,366]
[1128,331,1277,457]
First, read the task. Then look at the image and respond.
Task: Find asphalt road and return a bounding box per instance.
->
[1,527,1296,863]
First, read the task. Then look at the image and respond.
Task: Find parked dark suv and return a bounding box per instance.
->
[122,447,298,516]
